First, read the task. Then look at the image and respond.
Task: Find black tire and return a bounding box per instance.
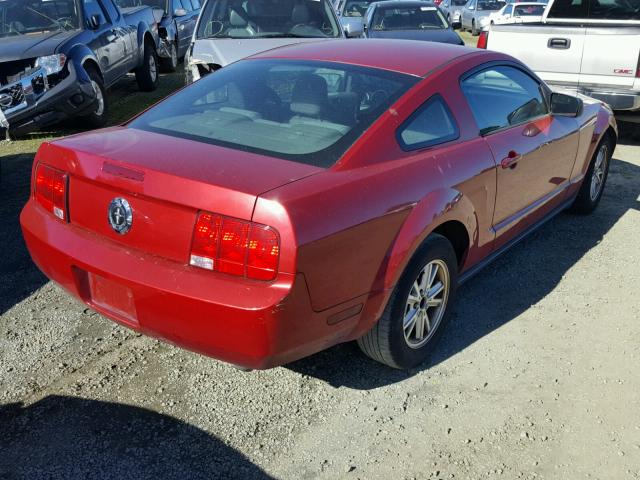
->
[357,234,458,369]
[159,40,178,73]
[80,67,108,129]
[570,134,613,214]
[471,19,478,36]
[135,40,159,92]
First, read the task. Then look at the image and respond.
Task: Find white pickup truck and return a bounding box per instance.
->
[482,0,640,117]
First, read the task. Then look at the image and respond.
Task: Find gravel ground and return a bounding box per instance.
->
[1,112,639,478]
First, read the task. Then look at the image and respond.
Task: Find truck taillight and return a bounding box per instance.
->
[477,30,489,49]
[190,212,280,281]
[35,163,68,221]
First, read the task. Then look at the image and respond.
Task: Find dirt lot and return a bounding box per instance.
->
[1,62,640,480]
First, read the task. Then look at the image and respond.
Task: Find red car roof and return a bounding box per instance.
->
[249,39,481,77]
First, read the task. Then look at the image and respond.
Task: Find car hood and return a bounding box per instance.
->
[0,29,78,63]
[368,29,463,45]
[191,37,333,67]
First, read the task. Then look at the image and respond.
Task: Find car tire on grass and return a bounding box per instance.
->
[570,134,613,214]
[160,40,178,73]
[357,233,458,369]
[136,40,159,92]
[81,67,108,129]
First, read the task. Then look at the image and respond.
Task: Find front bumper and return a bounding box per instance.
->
[20,199,359,369]
[0,61,97,135]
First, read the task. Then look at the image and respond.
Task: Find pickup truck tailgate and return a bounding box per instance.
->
[486,25,586,87]
[580,27,640,89]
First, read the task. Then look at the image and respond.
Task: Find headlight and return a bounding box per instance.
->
[35,54,67,75]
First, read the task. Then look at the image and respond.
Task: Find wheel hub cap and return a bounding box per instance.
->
[590,144,608,201]
[403,259,450,349]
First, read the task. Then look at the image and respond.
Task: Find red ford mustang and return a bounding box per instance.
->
[21,40,616,370]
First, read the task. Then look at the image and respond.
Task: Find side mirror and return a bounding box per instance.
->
[550,92,583,117]
[88,14,102,29]
[468,5,475,10]
[344,22,364,37]
[174,8,187,16]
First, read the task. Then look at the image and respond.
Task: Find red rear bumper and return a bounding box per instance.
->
[20,200,359,369]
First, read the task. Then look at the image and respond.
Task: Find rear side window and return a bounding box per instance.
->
[461,65,548,135]
[397,95,459,151]
[547,0,640,20]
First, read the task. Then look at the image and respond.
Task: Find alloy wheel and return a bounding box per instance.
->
[590,143,608,201]
[403,259,450,349]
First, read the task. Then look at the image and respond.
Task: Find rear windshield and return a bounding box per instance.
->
[372,5,448,30]
[514,4,545,14]
[129,59,418,167]
[196,0,340,39]
[0,0,80,37]
[547,0,640,20]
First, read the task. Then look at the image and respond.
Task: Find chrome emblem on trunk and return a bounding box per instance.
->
[108,198,133,235]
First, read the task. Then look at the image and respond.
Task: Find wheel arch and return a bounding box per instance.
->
[383,188,476,294]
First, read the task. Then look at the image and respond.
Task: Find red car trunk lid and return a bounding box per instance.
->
[38,127,321,264]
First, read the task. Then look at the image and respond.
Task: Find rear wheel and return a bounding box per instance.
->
[80,67,108,129]
[160,40,178,73]
[570,135,613,214]
[471,19,478,35]
[357,234,458,369]
[135,40,159,92]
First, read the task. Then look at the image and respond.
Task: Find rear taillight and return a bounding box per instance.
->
[190,212,280,281]
[477,30,489,49]
[35,163,68,221]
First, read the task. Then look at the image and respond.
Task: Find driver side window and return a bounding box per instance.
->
[461,65,548,135]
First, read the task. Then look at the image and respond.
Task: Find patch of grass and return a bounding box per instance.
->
[458,29,479,47]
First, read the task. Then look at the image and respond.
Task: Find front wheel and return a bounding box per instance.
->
[160,40,178,73]
[80,68,108,129]
[357,234,458,369]
[570,135,613,214]
[135,41,159,92]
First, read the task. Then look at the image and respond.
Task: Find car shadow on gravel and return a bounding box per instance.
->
[287,154,640,389]
[0,152,48,316]
[0,396,272,480]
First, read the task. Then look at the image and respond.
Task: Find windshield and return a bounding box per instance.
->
[0,0,80,37]
[130,59,418,167]
[197,0,340,39]
[372,5,448,30]
[114,0,167,11]
[514,4,545,14]
[478,0,506,10]
[452,0,467,5]
[343,0,373,16]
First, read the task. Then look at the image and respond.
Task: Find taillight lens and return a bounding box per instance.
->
[190,212,280,281]
[35,163,67,221]
[477,30,489,49]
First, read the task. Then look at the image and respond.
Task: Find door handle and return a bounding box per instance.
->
[548,37,570,49]
[501,151,522,169]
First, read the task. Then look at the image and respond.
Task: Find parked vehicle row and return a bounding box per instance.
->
[482,0,640,115]
[0,0,163,136]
